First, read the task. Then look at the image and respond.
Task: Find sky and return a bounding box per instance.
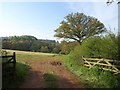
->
[0,1,118,40]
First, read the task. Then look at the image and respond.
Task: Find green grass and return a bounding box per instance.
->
[63,55,120,88]
[6,49,57,56]
[43,73,58,89]
[2,62,30,88]
[6,49,58,63]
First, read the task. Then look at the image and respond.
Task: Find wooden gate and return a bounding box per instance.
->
[82,56,120,74]
[0,52,16,75]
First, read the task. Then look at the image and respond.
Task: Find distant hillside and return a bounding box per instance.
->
[2,35,60,53]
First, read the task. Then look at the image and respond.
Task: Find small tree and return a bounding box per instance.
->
[54,12,106,44]
[41,46,49,53]
[60,41,78,54]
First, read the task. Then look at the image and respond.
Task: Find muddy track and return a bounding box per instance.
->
[20,56,84,88]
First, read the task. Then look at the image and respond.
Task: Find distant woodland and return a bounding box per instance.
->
[2,35,61,53]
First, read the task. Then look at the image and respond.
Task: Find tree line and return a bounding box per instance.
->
[2,35,61,53]
[1,35,80,54]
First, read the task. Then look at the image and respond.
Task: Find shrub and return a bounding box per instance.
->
[59,41,79,55]
[70,33,119,63]
[0,50,7,56]
[63,33,120,88]
[63,55,120,88]
[100,34,118,60]
[98,71,118,88]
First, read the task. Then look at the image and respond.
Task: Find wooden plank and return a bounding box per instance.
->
[83,57,120,74]
[102,68,120,73]
[104,59,120,63]
[83,58,92,68]
[83,58,104,61]
[84,64,90,67]
[0,55,14,58]
[84,61,112,67]
[83,57,120,63]
[85,62,119,68]
[105,60,119,71]
[13,52,16,63]
[13,52,16,72]
[84,65,120,73]
[92,60,101,67]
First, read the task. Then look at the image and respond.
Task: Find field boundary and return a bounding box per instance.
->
[82,57,120,74]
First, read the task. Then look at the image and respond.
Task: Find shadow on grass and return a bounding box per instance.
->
[43,73,58,89]
[19,70,84,89]
[2,62,30,88]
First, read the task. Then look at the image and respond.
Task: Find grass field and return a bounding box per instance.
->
[2,50,61,88]
[6,49,57,56]
[6,49,59,64]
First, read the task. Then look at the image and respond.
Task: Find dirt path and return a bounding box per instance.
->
[20,56,84,88]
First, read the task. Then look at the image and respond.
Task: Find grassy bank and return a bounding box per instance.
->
[63,55,120,88]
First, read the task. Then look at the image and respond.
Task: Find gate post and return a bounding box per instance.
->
[13,52,16,78]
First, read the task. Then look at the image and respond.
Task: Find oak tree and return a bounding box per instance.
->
[54,12,106,44]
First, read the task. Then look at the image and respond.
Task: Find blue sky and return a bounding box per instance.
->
[0,2,118,40]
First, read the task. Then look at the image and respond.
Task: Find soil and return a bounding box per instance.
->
[20,56,84,88]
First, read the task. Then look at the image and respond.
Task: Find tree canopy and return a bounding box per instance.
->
[54,12,106,44]
[2,35,60,53]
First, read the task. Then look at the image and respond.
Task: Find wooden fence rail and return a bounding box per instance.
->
[0,52,16,73]
[82,56,120,74]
